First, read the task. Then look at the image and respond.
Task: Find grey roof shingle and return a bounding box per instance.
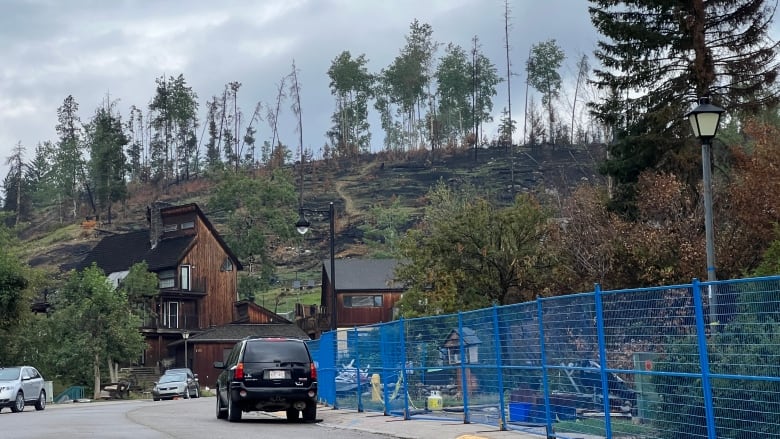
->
[187,324,311,342]
[324,259,405,291]
[74,230,194,274]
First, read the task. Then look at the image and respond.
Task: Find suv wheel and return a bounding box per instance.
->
[215,389,227,419]
[35,390,46,410]
[303,402,317,421]
[11,392,24,413]
[227,395,242,422]
[193,387,199,398]
[286,408,299,422]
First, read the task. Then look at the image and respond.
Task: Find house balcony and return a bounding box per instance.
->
[158,279,207,299]
[140,313,199,333]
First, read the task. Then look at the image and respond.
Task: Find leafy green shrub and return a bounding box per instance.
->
[651,317,780,439]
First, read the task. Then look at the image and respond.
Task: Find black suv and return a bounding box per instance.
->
[213,337,317,422]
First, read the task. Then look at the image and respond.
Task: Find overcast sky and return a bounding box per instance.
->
[0,0,599,180]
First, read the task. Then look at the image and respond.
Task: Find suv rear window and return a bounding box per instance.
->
[243,340,310,363]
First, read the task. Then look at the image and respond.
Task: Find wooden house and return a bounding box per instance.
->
[296,259,406,337]
[74,202,294,380]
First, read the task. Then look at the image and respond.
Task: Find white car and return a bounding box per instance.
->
[0,366,46,413]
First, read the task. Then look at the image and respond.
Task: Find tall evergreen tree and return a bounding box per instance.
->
[149,74,199,183]
[125,105,146,182]
[589,0,780,213]
[204,97,222,172]
[53,95,85,219]
[2,142,30,226]
[85,100,129,224]
[27,141,56,207]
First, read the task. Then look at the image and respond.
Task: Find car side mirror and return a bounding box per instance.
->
[213,361,225,369]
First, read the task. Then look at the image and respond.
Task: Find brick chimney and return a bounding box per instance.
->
[146,201,171,249]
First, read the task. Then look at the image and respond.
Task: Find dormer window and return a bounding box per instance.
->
[221,257,233,272]
[181,221,195,230]
[158,270,175,288]
[163,224,178,233]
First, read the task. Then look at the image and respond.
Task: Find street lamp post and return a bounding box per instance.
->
[295,202,337,331]
[685,95,725,324]
[182,331,190,368]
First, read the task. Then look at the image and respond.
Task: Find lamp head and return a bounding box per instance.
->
[295,211,311,235]
[685,96,725,141]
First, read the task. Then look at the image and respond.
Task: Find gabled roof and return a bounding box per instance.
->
[75,230,194,274]
[442,327,482,348]
[71,202,242,275]
[160,203,243,270]
[234,300,292,324]
[323,259,405,291]
[186,324,310,342]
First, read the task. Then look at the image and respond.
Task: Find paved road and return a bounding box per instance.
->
[0,397,399,439]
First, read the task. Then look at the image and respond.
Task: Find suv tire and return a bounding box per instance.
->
[303,402,317,421]
[286,408,299,421]
[227,395,242,422]
[215,389,227,419]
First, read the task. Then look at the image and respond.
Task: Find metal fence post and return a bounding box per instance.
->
[353,327,363,412]
[458,312,471,424]
[536,297,554,438]
[399,318,410,420]
[594,284,613,438]
[492,304,507,430]
[693,279,717,439]
[380,323,390,416]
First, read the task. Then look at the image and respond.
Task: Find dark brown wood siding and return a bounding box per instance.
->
[179,217,237,329]
[191,342,236,388]
[337,290,402,327]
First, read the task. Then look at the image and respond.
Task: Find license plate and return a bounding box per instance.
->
[269,370,285,380]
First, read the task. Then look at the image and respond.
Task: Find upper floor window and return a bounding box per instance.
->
[180,265,190,291]
[158,269,175,289]
[344,295,383,308]
[163,224,178,233]
[181,221,195,230]
[221,257,233,272]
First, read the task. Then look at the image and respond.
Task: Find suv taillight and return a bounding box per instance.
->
[310,362,317,380]
[234,362,245,380]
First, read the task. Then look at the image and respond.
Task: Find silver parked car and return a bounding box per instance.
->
[0,366,46,413]
[152,370,200,400]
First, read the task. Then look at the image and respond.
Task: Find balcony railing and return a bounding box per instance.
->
[139,313,199,331]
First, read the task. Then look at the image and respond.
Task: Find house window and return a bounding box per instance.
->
[180,265,190,291]
[221,257,233,272]
[344,295,383,308]
[181,221,194,230]
[165,301,179,328]
[158,270,175,289]
[163,224,178,232]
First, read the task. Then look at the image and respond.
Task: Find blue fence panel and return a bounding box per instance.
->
[313,331,336,406]
[308,275,780,438]
[706,278,780,438]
